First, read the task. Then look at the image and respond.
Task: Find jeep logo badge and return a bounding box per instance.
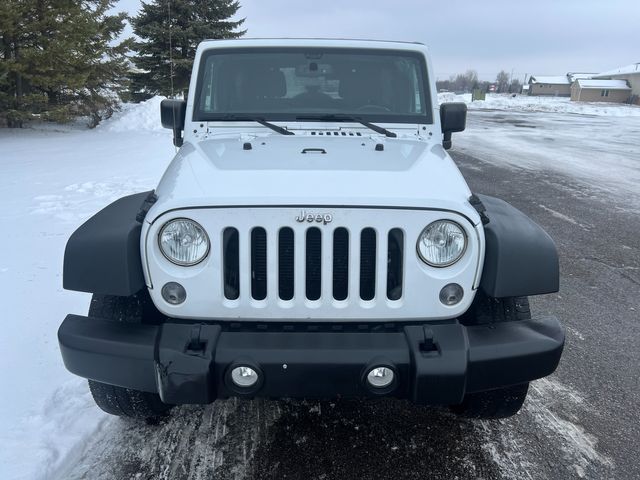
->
[295,210,333,225]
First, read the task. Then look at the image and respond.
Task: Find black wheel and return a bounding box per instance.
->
[451,383,529,419]
[87,292,173,420]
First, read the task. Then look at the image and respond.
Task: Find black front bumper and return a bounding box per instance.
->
[58,315,564,405]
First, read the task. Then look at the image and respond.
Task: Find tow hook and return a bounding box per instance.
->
[420,327,439,355]
[186,325,207,355]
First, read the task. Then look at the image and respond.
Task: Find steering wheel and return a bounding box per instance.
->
[356,104,392,113]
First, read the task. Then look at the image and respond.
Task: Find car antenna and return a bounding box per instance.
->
[167,0,180,150]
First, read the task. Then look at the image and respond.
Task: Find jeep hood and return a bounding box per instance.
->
[149,134,479,224]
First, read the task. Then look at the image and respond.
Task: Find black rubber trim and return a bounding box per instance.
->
[63,192,152,296]
[58,314,564,405]
[478,194,559,298]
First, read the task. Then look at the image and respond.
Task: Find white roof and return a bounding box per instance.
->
[530,75,570,85]
[197,38,428,52]
[568,73,596,81]
[593,63,640,78]
[576,79,631,89]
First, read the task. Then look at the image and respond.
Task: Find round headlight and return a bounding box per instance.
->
[417,220,467,267]
[159,218,210,266]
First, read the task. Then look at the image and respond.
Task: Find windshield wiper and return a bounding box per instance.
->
[296,114,397,138]
[219,115,294,135]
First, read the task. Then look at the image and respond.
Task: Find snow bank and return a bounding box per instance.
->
[101,96,167,132]
[0,124,173,480]
[438,92,640,117]
[438,92,472,104]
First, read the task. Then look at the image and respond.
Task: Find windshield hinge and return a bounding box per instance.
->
[469,194,490,225]
[136,191,158,223]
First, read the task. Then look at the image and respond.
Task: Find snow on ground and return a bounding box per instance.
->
[1,95,636,479]
[479,378,612,480]
[453,107,640,210]
[0,98,173,480]
[438,92,640,117]
[444,93,640,209]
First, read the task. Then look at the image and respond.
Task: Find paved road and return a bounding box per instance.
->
[60,136,639,480]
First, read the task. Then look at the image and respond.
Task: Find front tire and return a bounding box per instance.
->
[451,383,529,419]
[460,292,531,325]
[89,381,172,419]
[87,292,172,420]
[453,292,532,418]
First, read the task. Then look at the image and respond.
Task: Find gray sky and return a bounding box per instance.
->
[116,0,639,81]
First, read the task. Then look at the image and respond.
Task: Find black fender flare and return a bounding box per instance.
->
[477,194,559,298]
[63,191,155,296]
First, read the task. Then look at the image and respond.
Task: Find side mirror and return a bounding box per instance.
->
[440,102,467,150]
[161,99,187,147]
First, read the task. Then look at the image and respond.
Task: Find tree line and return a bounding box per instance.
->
[437,70,522,94]
[0,0,244,127]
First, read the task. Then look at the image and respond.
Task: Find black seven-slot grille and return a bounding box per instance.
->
[222,226,404,302]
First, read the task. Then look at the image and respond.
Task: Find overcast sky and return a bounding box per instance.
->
[116,0,639,81]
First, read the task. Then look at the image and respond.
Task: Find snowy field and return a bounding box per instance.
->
[0,98,174,480]
[439,92,640,117]
[1,95,639,479]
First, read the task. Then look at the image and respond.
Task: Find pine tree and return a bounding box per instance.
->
[131,0,245,99]
[0,0,132,127]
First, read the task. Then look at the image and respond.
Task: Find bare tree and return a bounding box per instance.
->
[495,70,510,93]
[437,70,490,94]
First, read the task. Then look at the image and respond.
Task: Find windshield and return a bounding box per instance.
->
[194,48,432,124]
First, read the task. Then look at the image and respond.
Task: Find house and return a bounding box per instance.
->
[528,75,571,96]
[592,63,640,104]
[571,79,631,103]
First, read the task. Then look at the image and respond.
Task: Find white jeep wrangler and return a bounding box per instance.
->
[59,39,564,420]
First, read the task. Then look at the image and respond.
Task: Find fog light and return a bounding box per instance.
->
[366,367,395,388]
[231,366,259,387]
[161,282,186,305]
[439,283,463,306]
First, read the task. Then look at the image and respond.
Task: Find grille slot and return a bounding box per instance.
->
[223,227,239,300]
[359,228,377,300]
[251,228,267,300]
[332,228,349,300]
[387,229,404,300]
[305,227,322,300]
[278,227,295,300]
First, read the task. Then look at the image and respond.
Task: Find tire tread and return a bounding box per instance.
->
[452,383,529,419]
[454,293,532,418]
[87,293,172,420]
[461,293,531,325]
